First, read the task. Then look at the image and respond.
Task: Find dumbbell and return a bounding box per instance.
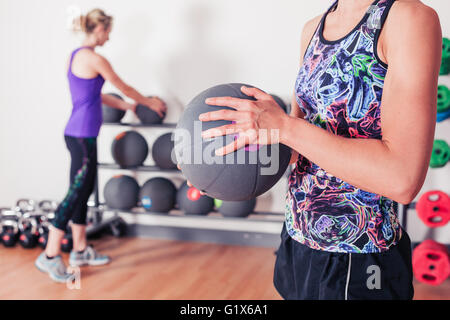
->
[430,140,450,168]
[18,212,40,249]
[416,191,450,228]
[0,208,20,247]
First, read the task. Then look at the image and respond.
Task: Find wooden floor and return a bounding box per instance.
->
[0,236,448,300]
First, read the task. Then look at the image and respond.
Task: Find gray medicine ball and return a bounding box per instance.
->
[102,93,126,123]
[140,177,177,213]
[174,83,291,201]
[104,175,140,210]
[111,131,149,168]
[176,181,214,216]
[136,97,166,124]
[214,198,257,218]
[152,133,177,170]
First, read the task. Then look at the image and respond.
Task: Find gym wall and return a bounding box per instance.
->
[0,0,449,244]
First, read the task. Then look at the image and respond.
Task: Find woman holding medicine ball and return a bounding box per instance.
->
[198,0,441,299]
[35,8,167,283]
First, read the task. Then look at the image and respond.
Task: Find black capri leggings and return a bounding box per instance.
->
[53,136,97,231]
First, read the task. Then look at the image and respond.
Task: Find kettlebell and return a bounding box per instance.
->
[37,216,51,250]
[38,200,58,214]
[1,208,20,247]
[37,225,49,249]
[61,234,73,253]
[18,213,40,249]
[15,199,36,214]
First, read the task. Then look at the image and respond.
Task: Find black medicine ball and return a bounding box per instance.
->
[102,93,126,123]
[176,181,214,216]
[136,97,166,124]
[140,177,177,213]
[111,131,149,168]
[152,133,177,170]
[104,175,140,210]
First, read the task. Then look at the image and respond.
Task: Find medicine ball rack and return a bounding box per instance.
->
[91,122,286,247]
[400,202,449,246]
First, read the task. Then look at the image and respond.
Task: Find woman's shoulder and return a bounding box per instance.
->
[382,0,440,46]
[299,14,323,50]
[388,0,439,24]
[74,47,109,64]
[302,14,323,39]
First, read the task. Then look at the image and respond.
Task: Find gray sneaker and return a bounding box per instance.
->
[69,245,110,267]
[35,252,74,283]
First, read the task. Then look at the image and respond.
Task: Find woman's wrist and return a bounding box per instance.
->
[121,101,136,112]
[279,115,301,147]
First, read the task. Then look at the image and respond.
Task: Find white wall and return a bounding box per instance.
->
[0,0,449,243]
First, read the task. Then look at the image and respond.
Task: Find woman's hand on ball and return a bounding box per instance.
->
[199,86,289,156]
[143,96,167,118]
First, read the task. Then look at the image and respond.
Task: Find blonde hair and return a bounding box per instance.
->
[73,9,113,34]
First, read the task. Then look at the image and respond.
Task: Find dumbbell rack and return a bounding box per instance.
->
[92,122,286,248]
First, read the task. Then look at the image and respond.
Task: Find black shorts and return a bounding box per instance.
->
[273,223,414,300]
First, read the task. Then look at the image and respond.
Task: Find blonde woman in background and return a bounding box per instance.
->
[35,8,167,283]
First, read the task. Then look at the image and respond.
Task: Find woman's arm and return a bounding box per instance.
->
[91,54,167,117]
[101,94,136,112]
[201,3,441,205]
[280,3,441,204]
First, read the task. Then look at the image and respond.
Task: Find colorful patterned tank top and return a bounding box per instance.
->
[286,0,401,253]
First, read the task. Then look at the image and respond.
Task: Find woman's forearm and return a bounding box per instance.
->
[121,86,148,105]
[280,116,422,204]
[101,94,134,112]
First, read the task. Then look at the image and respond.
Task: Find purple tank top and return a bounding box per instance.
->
[64,47,105,138]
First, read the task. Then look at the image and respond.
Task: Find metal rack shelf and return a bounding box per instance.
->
[400,202,417,233]
[96,204,284,222]
[94,120,288,246]
[102,122,177,128]
[98,163,181,173]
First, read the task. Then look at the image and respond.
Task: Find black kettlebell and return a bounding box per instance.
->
[18,213,39,249]
[36,201,58,250]
[37,231,48,249]
[0,208,20,248]
[1,220,20,247]
[61,234,73,253]
[37,220,50,249]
